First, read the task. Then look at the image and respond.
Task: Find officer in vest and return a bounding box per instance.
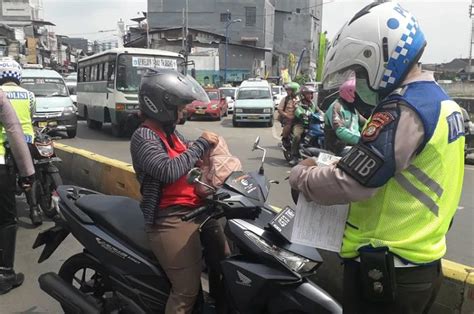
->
[0,58,41,226]
[289,3,464,313]
[0,60,35,294]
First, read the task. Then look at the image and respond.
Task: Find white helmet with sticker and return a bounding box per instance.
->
[322,2,426,96]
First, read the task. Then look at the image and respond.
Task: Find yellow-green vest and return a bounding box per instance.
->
[0,84,35,157]
[341,82,465,264]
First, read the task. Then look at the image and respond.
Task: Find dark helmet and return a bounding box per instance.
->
[139,68,209,125]
[300,85,316,94]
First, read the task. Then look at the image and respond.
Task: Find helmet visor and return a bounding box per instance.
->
[323,69,356,90]
[185,74,210,103]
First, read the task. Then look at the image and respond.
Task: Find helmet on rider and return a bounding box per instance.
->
[339,77,356,103]
[286,82,300,96]
[0,57,22,85]
[322,2,426,104]
[300,85,315,101]
[139,68,209,130]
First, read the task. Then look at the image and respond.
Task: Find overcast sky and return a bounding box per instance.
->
[43,0,471,63]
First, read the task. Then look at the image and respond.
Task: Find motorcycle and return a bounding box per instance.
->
[281,110,328,162]
[7,127,62,225]
[33,137,342,314]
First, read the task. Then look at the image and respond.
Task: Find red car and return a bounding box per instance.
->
[186,89,228,121]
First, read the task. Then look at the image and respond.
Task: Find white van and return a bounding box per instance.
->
[233,78,274,127]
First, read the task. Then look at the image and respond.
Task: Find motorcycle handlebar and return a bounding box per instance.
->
[181,206,209,221]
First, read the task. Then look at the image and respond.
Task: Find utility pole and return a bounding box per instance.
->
[469,1,474,81]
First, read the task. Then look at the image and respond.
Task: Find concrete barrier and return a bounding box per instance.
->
[53,142,474,313]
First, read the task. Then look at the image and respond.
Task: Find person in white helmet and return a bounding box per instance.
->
[289,3,464,313]
[0,58,35,295]
[0,58,40,226]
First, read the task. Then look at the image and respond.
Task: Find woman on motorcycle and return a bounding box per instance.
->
[324,77,366,156]
[130,69,230,314]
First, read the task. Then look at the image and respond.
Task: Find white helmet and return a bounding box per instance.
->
[322,2,426,96]
[0,57,22,84]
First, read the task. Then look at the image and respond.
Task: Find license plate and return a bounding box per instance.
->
[39,121,57,127]
[248,116,259,120]
[38,121,48,127]
[196,110,205,114]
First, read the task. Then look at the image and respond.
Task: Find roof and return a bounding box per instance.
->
[78,47,183,63]
[22,69,63,79]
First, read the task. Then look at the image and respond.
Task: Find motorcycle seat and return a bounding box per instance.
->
[75,195,154,258]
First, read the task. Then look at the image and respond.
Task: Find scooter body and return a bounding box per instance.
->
[34,138,342,314]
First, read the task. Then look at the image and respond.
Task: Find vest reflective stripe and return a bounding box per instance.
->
[0,85,34,157]
[394,172,439,216]
[406,165,443,198]
[341,86,464,264]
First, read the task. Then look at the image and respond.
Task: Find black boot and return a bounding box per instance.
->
[29,206,42,226]
[24,182,42,226]
[0,224,24,295]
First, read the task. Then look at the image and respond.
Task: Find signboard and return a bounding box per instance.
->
[2,2,32,17]
[131,57,177,70]
[26,37,37,64]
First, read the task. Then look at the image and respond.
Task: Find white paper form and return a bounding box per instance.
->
[290,152,348,252]
[290,195,349,252]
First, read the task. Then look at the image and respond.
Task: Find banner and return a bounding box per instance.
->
[316,32,328,82]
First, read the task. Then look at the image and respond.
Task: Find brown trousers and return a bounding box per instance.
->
[146,207,230,314]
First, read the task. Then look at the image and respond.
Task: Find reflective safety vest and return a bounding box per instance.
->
[0,84,35,158]
[341,81,465,264]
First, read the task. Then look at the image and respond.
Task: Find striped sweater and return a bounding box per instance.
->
[130,126,211,225]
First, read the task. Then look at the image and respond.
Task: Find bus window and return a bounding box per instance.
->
[84,66,90,82]
[98,63,103,81]
[91,65,97,82]
[107,62,115,88]
[116,54,180,93]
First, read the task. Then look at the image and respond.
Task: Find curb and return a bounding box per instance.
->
[53,142,474,313]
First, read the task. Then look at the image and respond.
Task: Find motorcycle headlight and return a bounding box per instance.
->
[235,108,243,113]
[263,108,272,113]
[35,143,54,157]
[62,106,75,115]
[244,231,319,274]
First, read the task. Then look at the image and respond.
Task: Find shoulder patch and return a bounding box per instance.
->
[362,111,395,142]
[446,111,464,143]
[337,145,384,186]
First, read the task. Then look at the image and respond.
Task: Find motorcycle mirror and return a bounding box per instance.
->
[186,168,202,184]
[253,136,260,151]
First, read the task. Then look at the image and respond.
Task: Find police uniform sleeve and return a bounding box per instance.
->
[289,104,424,204]
[0,90,35,177]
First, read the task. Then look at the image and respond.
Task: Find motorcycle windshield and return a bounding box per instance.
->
[223,171,265,204]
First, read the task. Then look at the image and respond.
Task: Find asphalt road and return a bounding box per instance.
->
[1,118,473,313]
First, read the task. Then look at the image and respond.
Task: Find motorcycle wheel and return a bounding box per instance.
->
[39,172,62,218]
[58,253,116,313]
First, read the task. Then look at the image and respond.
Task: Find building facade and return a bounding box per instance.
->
[147,0,323,81]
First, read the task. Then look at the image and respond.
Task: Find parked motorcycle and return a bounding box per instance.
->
[33,137,342,314]
[281,110,328,162]
[8,127,62,225]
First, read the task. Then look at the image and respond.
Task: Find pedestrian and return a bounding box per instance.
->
[0,61,36,295]
[289,3,464,314]
[130,68,230,314]
[0,58,41,225]
[324,77,366,156]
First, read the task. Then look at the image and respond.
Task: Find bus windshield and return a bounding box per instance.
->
[116,54,183,93]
